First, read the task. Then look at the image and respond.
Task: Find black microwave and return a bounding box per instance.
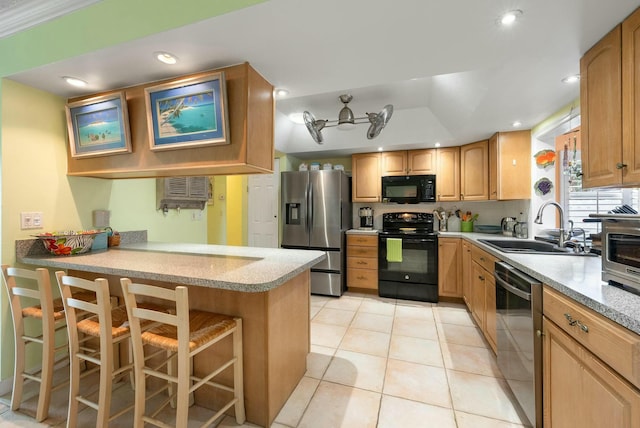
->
[381,175,436,204]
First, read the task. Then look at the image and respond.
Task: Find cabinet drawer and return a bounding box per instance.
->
[471,245,498,273]
[347,268,378,289]
[347,234,378,247]
[543,286,640,389]
[347,257,378,270]
[347,246,377,258]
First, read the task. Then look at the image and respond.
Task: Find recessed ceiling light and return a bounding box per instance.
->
[435,142,441,148]
[154,51,178,65]
[512,121,522,128]
[288,112,304,124]
[562,74,580,84]
[378,147,383,152]
[62,76,88,87]
[500,10,522,26]
[275,88,289,97]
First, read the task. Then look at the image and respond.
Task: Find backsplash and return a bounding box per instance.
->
[352,200,530,231]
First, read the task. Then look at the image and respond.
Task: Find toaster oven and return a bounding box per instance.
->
[601,216,640,293]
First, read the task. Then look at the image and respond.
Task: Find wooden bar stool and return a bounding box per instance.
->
[55,271,136,428]
[1,265,72,422]
[120,278,246,428]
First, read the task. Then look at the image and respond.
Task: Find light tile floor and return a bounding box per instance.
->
[0,292,531,427]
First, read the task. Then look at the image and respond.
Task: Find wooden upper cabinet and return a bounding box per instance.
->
[489,130,532,200]
[381,151,408,176]
[436,147,460,201]
[460,140,489,201]
[381,149,436,176]
[352,153,381,202]
[581,24,623,188]
[622,8,640,185]
[67,63,274,178]
[408,149,437,175]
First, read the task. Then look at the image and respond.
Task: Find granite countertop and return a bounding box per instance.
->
[346,229,379,235]
[18,241,325,293]
[439,231,640,336]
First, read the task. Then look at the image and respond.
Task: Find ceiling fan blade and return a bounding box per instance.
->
[303,111,325,144]
[367,104,393,139]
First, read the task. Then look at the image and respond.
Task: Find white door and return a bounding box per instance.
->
[248,158,280,248]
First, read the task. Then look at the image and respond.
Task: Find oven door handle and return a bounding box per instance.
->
[380,237,436,244]
[495,274,531,301]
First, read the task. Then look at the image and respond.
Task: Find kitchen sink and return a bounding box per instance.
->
[478,239,596,256]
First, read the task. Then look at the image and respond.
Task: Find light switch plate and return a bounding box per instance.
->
[20,212,43,230]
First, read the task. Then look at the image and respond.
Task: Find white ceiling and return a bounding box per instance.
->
[5,0,640,159]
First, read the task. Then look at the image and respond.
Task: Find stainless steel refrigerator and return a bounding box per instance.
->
[281,170,351,296]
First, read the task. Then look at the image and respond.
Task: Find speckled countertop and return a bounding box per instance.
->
[18,241,325,293]
[439,231,640,336]
[346,229,379,235]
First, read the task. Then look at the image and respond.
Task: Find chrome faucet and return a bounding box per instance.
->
[534,201,566,247]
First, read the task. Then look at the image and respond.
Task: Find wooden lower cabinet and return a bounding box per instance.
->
[438,237,462,298]
[468,243,498,353]
[461,240,473,308]
[543,317,640,427]
[346,234,378,290]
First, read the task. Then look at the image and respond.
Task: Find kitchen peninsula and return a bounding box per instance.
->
[17,240,325,427]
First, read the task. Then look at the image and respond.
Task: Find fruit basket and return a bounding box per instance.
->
[34,231,101,256]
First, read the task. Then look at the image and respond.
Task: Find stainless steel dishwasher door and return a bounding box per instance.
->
[495,261,543,428]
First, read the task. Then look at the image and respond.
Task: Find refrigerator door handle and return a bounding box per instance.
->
[308,183,314,235]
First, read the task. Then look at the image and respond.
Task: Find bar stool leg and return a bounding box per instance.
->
[67,326,81,428]
[233,318,246,424]
[10,318,26,414]
[37,315,55,422]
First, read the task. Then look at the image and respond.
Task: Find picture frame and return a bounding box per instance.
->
[65,92,132,158]
[144,71,229,151]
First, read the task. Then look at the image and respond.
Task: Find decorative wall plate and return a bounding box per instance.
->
[534,177,553,195]
[534,149,556,167]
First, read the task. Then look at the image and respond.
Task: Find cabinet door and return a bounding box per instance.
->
[352,153,381,202]
[461,241,473,310]
[489,134,498,200]
[622,8,640,185]
[492,131,532,200]
[436,147,460,201]
[470,261,485,328]
[581,25,623,188]
[381,151,408,176]
[543,317,640,428]
[484,273,497,353]
[408,149,436,175]
[460,140,489,201]
[437,238,462,298]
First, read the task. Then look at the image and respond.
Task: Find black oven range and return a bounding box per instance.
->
[378,212,438,302]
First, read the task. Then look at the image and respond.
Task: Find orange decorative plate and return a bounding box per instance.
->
[534,149,556,167]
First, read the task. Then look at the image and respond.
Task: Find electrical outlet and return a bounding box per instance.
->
[191,211,203,221]
[20,212,43,230]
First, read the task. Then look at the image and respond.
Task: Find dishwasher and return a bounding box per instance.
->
[494,261,542,428]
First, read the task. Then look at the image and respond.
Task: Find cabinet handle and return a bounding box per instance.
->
[564,313,577,326]
[576,320,589,333]
[479,257,485,262]
[536,329,545,338]
[478,275,484,281]
[357,261,367,265]
[357,275,367,280]
[461,194,465,200]
[616,162,628,169]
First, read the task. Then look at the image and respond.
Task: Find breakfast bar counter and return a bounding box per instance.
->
[18,240,325,427]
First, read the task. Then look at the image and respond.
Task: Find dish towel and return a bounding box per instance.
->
[386,238,403,262]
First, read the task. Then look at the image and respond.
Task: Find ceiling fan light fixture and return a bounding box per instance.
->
[303,94,393,142]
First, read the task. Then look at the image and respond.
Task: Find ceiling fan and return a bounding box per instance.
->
[303,94,393,144]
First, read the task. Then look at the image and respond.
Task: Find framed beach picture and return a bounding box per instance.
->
[65,92,132,158]
[144,71,229,151]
